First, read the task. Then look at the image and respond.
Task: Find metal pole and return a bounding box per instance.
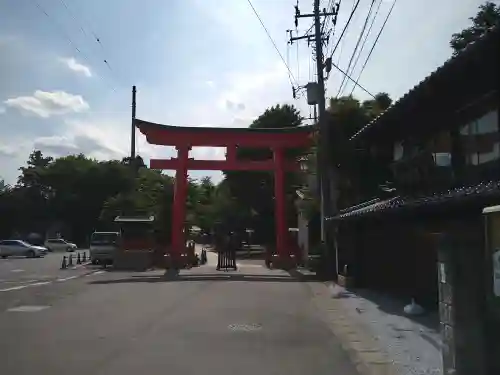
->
[314,0,336,278]
[313,0,330,240]
[131,86,136,160]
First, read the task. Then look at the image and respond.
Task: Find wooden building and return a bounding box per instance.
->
[334,26,499,309]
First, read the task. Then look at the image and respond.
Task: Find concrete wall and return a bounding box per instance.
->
[436,230,500,375]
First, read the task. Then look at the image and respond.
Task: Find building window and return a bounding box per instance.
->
[476,110,498,134]
[427,131,452,167]
[434,152,452,167]
[394,142,403,161]
[460,109,499,166]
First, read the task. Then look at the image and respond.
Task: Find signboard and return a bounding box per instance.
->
[494,249,500,297]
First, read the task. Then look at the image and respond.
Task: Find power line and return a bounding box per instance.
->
[31,0,83,55]
[59,0,103,46]
[336,0,376,98]
[246,0,298,85]
[327,0,360,62]
[30,0,121,93]
[322,0,341,58]
[336,0,376,97]
[350,0,398,96]
[345,0,383,94]
[329,60,376,99]
[58,0,88,39]
[56,0,124,84]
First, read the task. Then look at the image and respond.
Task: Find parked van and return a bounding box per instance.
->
[89,232,120,265]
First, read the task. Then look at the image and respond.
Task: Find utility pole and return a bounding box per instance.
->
[131,85,137,160]
[290,0,339,279]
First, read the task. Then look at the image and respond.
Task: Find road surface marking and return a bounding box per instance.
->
[56,276,78,282]
[228,323,262,332]
[7,305,50,312]
[27,281,52,287]
[0,270,105,292]
[236,264,264,268]
[0,285,27,292]
[11,269,24,273]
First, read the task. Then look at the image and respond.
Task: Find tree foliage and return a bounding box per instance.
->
[222,104,305,243]
[450,2,500,55]
[0,151,174,245]
[298,93,393,218]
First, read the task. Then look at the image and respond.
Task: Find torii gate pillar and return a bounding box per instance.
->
[273,147,289,266]
[170,145,190,266]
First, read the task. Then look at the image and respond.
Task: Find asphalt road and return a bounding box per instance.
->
[0,250,93,288]
[0,260,359,375]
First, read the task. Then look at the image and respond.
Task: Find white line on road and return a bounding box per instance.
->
[0,281,52,292]
[236,264,264,268]
[7,305,50,312]
[27,281,52,287]
[56,276,79,282]
[0,270,106,292]
[11,269,25,273]
[0,285,27,292]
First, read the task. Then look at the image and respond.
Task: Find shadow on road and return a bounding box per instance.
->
[88,272,320,285]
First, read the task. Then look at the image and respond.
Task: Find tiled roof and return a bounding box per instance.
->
[350,25,499,142]
[334,180,500,220]
[335,197,401,219]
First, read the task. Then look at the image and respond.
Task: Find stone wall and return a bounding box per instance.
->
[435,217,500,375]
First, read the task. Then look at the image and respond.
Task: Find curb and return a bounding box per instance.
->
[307,282,399,375]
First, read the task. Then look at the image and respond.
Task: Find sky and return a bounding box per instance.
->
[0,0,487,185]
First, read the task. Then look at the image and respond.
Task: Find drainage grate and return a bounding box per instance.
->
[228,323,262,332]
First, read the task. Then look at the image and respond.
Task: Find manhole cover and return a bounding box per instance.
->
[228,323,262,332]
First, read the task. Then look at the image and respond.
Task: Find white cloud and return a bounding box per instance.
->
[59,57,92,77]
[0,106,5,114]
[0,35,17,47]
[190,147,226,160]
[206,80,215,88]
[225,100,246,111]
[4,90,89,118]
[0,144,17,157]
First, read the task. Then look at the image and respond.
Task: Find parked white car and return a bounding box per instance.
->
[44,238,77,252]
[0,240,47,258]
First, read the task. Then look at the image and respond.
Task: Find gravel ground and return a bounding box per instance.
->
[339,288,443,375]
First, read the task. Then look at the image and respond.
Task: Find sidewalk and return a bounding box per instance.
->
[303,274,442,375]
[195,244,218,267]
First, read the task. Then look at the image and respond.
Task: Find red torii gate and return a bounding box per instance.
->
[135,119,313,268]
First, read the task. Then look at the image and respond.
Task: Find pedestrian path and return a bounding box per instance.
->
[195,244,266,270]
[306,280,442,375]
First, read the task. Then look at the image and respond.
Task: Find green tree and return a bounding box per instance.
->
[299,93,393,221]
[1,150,176,245]
[223,104,304,243]
[450,2,500,55]
[99,168,174,243]
[188,177,218,233]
